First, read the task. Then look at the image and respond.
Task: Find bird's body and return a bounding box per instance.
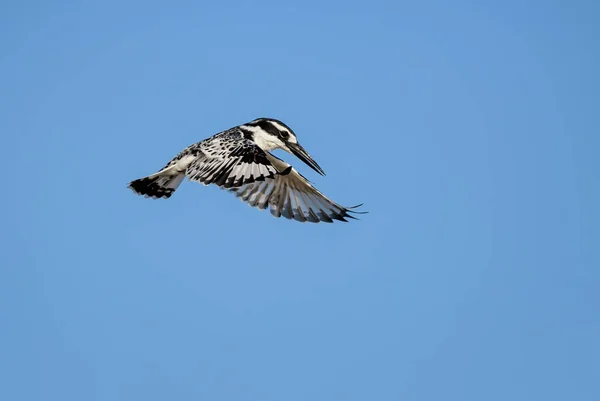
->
[128,118,364,223]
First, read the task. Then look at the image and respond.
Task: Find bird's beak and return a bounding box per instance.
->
[287,142,326,176]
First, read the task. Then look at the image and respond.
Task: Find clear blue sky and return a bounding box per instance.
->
[1,1,598,400]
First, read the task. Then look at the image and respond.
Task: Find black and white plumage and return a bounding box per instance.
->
[128,118,365,223]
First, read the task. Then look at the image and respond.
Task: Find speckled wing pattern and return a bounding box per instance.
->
[185,130,278,189]
[227,157,364,223]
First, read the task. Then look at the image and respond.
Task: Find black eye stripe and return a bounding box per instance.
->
[256,121,281,137]
[248,118,296,140]
[254,120,293,140]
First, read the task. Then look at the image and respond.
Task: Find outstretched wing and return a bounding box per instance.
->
[227,155,365,223]
[186,136,278,189]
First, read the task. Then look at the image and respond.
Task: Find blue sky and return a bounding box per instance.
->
[1,1,598,400]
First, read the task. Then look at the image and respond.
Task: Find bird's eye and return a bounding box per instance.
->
[280,131,289,139]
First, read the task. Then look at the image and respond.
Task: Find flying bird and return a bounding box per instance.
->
[128,118,365,223]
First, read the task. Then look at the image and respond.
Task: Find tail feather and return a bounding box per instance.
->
[128,172,185,199]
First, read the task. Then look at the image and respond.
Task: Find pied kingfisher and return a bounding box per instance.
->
[128,118,365,223]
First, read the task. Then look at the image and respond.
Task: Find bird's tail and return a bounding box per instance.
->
[128,171,185,199]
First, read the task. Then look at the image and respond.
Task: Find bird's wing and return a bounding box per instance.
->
[186,137,278,188]
[227,154,365,223]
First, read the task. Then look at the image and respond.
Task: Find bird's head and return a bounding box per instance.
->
[241,117,325,176]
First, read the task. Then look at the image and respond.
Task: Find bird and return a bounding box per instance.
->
[127,117,365,223]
